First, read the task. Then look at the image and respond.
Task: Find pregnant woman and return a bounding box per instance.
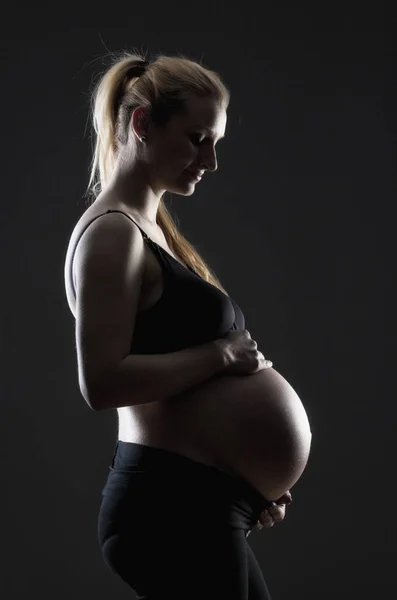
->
[64,51,312,599]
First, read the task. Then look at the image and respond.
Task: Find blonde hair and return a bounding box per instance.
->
[86,50,231,294]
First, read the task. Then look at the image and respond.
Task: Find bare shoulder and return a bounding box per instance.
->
[63,199,145,318]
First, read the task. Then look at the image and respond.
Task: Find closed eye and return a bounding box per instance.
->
[189,133,204,145]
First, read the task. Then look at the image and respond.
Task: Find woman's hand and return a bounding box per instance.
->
[220,330,273,375]
[255,491,292,530]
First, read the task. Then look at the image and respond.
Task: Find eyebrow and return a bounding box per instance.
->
[195,128,225,140]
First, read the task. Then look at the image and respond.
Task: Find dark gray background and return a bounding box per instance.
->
[1,2,395,598]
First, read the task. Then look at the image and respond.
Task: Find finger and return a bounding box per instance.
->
[258,511,275,527]
[258,519,274,529]
[268,505,286,522]
[264,502,279,522]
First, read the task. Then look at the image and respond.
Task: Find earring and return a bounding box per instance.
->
[140,135,147,143]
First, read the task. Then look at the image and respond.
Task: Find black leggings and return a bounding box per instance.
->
[97,441,274,599]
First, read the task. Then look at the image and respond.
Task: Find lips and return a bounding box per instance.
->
[185,170,203,179]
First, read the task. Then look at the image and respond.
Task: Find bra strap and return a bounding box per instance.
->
[104,209,151,242]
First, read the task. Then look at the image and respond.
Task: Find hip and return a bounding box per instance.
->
[98,440,273,545]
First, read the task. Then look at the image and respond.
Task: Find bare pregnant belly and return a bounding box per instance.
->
[118,368,312,502]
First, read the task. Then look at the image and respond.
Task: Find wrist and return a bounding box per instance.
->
[212,338,232,371]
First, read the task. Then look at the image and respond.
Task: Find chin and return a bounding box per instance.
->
[166,183,196,196]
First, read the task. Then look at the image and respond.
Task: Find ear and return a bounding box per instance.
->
[131,106,149,141]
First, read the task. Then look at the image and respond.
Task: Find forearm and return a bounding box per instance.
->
[93,339,227,411]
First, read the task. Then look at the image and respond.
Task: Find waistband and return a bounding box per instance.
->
[107,440,272,516]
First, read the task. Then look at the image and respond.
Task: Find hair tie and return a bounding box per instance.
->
[127,60,149,79]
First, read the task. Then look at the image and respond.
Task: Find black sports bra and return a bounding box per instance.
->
[75,209,245,354]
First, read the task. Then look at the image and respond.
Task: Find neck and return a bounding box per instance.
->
[105,156,164,225]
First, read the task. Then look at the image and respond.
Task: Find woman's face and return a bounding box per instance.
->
[144,95,227,196]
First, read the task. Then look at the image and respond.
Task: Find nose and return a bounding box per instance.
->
[200,146,218,172]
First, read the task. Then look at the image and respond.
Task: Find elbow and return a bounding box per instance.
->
[78,363,120,411]
[79,375,103,411]
[79,384,100,411]
[80,375,120,411]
